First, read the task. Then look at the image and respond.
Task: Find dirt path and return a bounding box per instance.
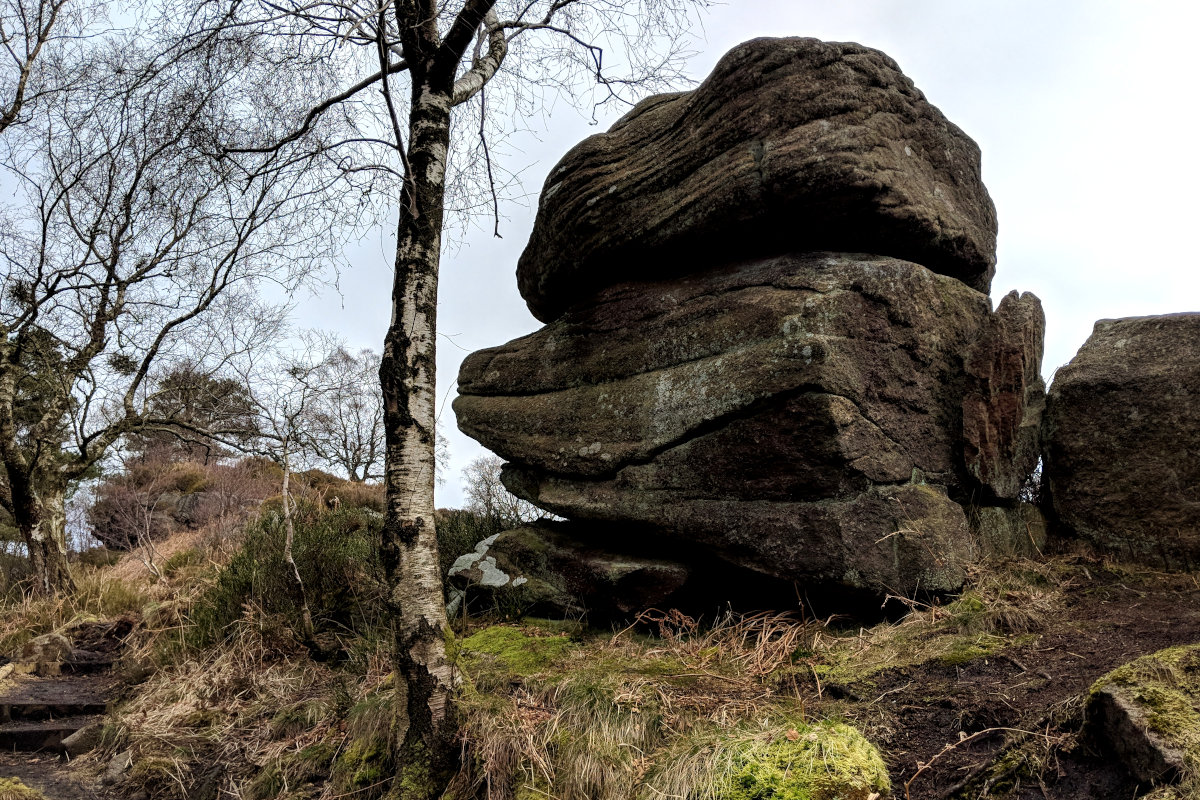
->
[821,564,1200,799]
[0,750,105,800]
[0,619,132,800]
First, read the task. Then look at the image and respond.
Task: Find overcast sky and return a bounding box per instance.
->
[299,0,1200,507]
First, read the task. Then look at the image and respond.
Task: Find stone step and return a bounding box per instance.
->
[0,715,99,752]
[6,657,117,677]
[0,675,111,723]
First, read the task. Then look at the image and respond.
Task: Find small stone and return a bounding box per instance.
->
[62,721,104,756]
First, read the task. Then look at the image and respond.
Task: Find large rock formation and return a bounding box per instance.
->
[1043,314,1200,568]
[518,37,998,323]
[454,36,1045,604]
[458,252,1044,595]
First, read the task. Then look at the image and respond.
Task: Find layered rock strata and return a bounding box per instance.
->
[454,35,1045,603]
[1043,314,1200,568]
[518,36,998,323]
[457,253,1045,594]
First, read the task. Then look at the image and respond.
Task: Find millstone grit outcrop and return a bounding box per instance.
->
[453,36,1046,605]
[1043,314,1200,568]
[518,36,998,323]
[457,253,1045,594]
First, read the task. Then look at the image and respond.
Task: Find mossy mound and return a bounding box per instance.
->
[711,720,890,800]
[460,625,577,680]
[0,778,48,800]
[1088,644,1200,790]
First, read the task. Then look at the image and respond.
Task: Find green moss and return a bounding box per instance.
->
[1090,643,1200,791]
[333,737,390,790]
[129,757,185,799]
[0,777,48,800]
[522,616,585,637]
[715,721,891,800]
[460,625,576,678]
[938,634,1006,667]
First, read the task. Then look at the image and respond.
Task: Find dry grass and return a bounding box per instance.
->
[803,557,1065,688]
[91,607,394,800]
[0,567,149,657]
[448,559,1080,800]
[450,610,836,800]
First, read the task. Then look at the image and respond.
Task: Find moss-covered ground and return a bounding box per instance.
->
[0,778,47,800]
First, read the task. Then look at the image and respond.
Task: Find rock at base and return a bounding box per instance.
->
[1087,644,1200,787]
[1043,314,1200,568]
[968,503,1048,559]
[448,523,691,618]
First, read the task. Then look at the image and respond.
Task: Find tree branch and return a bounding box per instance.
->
[223,57,409,156]
[450,7,506,106]
[436,0,497,82]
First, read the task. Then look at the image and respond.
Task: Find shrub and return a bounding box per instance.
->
[187,505,387,651]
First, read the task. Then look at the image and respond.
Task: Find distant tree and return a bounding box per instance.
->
[304,347,385,483]
[462,453,548,530]
[126,367,259,466]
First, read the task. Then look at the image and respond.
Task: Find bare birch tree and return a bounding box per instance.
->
[0,21,356,594]
[172,0,709,792]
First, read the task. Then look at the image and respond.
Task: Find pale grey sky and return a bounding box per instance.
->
[299,1,1200,507]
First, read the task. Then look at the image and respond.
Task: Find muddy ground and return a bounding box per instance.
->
[817,558,1200,799]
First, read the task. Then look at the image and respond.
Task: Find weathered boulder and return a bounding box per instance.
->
[19,633,73,664]
[457,253,1044,594]
[518,37,997,323]
[1087,644,1200,787]
[1043,314,1200,567]
[967,503,1048,559]
[448,523,692,617]
[963,295,1046,500]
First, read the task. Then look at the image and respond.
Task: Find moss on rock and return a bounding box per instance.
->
[1088,644,1200,790]
[460,625,576,679]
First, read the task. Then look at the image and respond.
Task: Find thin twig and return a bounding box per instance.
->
[904,727,1040,800]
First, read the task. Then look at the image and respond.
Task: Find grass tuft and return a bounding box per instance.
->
[0,778,48,800]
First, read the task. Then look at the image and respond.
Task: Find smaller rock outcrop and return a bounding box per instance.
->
[517,36,998,322]
[1087,644,1200,788]
[1043,314,1200,567]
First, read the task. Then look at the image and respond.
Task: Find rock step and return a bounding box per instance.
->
[0,714,100,752]
[6,657,117,677]
[0,675,112,722]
